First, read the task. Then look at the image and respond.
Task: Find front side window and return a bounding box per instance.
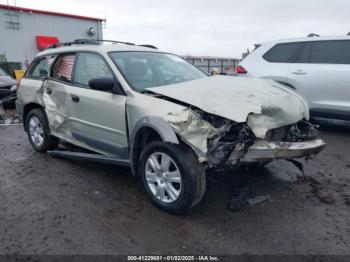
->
[263,42,304,63]
[73,52,114,87]
[27,55,55,79]
[310,40,350,64]
[109,52,207,92]
[53,54,76,83]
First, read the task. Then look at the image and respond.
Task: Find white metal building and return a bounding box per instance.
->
[184,55,240,75]
[0,3,104,68]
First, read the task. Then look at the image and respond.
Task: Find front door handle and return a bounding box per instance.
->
[292,70,307,75]
[46,87,52,95]
[71,94,80,103]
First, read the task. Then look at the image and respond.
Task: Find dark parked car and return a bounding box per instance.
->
[0,67,16,109]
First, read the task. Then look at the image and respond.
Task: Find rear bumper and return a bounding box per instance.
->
[227,138,326,165]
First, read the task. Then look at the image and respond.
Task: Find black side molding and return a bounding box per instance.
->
[48,150,130,167]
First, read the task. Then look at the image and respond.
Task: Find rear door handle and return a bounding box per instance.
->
[71,94,80,103]
[292,70,307,75]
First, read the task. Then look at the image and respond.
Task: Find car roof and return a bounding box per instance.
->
[259,35,350,46]
[36,43,164,57]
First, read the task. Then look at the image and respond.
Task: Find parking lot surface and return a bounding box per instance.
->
[0,119,349,255]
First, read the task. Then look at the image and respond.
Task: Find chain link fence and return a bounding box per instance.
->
[183,56,240,75]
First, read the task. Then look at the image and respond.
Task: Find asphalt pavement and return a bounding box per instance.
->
[0,119,349,255]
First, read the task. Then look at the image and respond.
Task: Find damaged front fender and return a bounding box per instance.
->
[165,108,255,164]
[166,109,224,159]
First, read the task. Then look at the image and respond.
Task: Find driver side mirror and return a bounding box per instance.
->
[88,78,124,95]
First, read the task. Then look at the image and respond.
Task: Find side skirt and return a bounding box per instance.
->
[47,150,131,167]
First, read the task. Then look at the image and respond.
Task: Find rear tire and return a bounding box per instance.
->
[139,141,206,214]
[25,108,59,153]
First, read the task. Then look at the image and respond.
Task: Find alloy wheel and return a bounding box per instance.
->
[145,152,182,203]
[28,116,44,147]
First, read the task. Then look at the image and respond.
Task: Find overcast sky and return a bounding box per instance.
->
[7,0,350,57]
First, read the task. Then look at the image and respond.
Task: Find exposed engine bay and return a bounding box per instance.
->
[201,112,320,169]
[165,108,324,170]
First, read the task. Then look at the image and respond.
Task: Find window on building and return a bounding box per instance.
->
[73,53,114,87]
[53,54,76,83]
[263,42,304,63]
[310,40,350,64]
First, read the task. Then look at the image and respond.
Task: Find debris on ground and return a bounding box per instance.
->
[314,190,336,204]
[0,115,22,125]
[228,186,272,211]
[247,194,272,205]
[0,102,22,126]
[297,174,321,185]
[298,175,336,204]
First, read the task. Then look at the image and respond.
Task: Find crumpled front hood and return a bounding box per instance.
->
[148,76,309,138]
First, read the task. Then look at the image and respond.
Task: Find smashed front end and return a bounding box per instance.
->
[148,76,326,170]
[213,120,325,169]
[166,109,325,170]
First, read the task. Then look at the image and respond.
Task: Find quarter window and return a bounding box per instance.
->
[310,41,350,64]
[73,53,114,87]
[53,54,76,83]
[263,43,304,63]
[27,55,55,79]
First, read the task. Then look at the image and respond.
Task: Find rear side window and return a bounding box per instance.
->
[310,40,350,64]
[26,55,55,79]
[73,52,114,87]
[53,54,76,83]
[263,42,304,63]
[295,43,311,63]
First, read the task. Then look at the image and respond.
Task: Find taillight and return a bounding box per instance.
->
[235,65,247,74]
[16,79,21,92]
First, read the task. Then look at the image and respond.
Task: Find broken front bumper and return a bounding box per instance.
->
[227,138,326,165]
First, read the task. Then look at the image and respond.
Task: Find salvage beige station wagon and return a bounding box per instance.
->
[16,39,325,213]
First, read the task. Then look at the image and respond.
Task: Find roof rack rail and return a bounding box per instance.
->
[138,44,158,49]
[46,39,158,50]
[46,39,136,49]
[307,33,320,37]
[92,39,136,46]
[46,40,92,49]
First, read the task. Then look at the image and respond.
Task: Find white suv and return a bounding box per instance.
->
[237,36,350,120]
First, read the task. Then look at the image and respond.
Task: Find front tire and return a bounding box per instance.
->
[25,108,59,153]
[139,141,206,214]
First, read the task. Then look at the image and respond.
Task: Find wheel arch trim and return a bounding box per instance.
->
[129,116,179,176]
[22,103,45,131]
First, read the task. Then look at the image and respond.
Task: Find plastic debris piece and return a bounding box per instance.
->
[247,195,272,205]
